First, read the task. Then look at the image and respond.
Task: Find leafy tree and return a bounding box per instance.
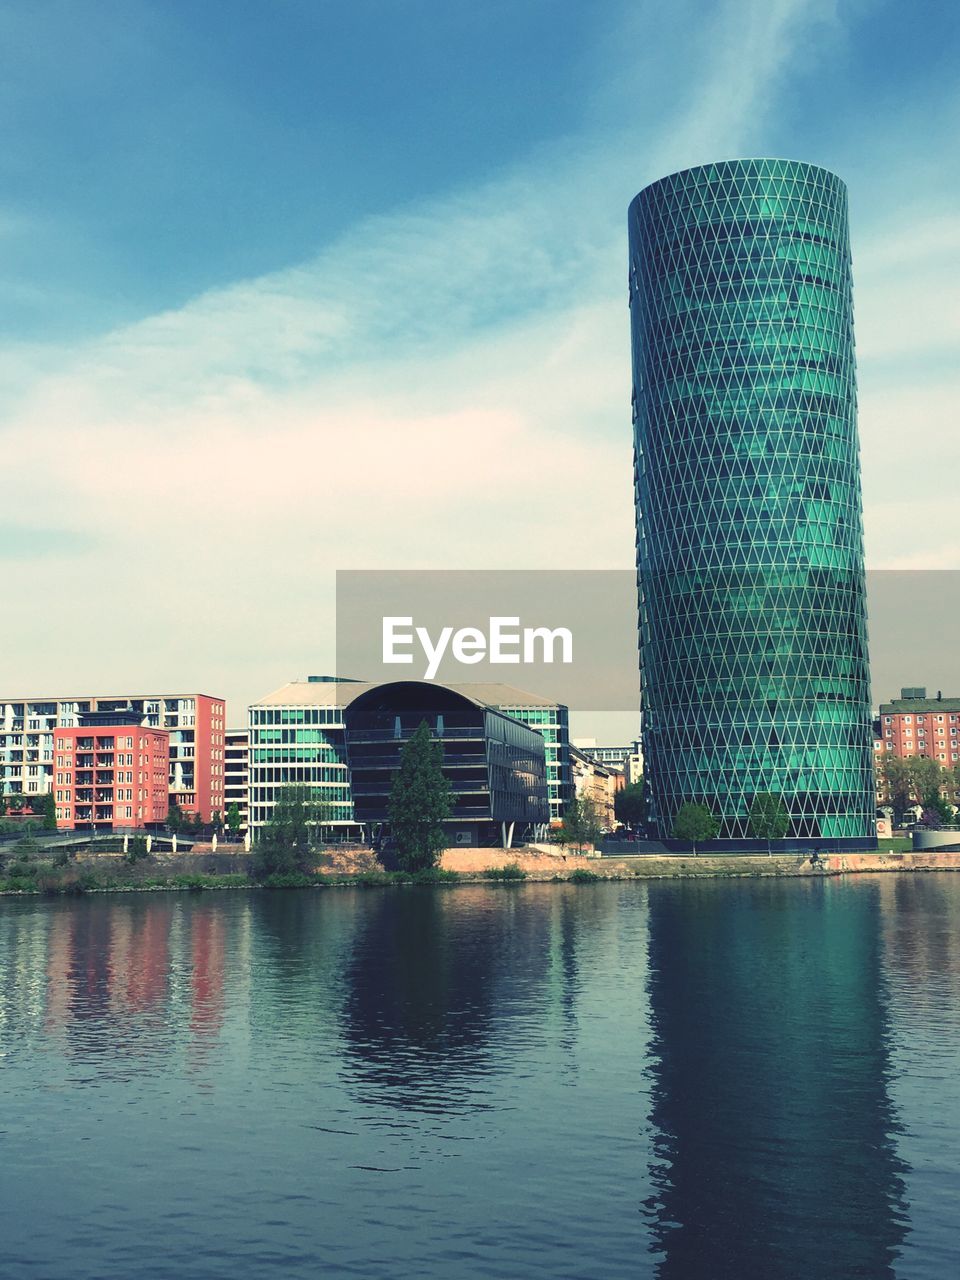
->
[166,802,187,832]
[880,757,913,817]
[35,792,58,832]
[921,796,953,827]
[252,786,329,880]
[906,756,946,808]
[614,779,645,830]
[920,805,944,831]
[557,796,604,853]
[226,802,243,838]
[748,792,790,855]
[387,721,452,872]
[671,802,719,855]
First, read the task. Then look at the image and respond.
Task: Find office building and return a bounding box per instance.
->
[345,682,548,847]
[247,677,566,841]
[629,159,875,846]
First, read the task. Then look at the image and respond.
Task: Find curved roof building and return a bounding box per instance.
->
[344,681,549,845]
[628,159,875,847]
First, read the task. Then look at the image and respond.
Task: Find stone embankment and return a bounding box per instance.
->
[447,848,960,880]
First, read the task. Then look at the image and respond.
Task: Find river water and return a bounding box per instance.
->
[1,877,958,1279]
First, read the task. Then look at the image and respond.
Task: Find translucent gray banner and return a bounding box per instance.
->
[335,570,958,712]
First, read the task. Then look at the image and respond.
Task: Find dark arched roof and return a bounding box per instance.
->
[343,681,487,732]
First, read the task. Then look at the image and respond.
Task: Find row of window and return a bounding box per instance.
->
[877,745,960,760]
[249,708,345,725]
[885,714,958,723]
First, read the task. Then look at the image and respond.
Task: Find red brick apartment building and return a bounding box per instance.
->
[873,687,960,803]
[53,713,169,830]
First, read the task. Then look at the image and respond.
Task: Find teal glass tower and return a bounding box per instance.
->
[629,159,875,847]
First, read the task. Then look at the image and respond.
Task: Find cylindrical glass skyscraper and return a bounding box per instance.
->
[629,159,875,847]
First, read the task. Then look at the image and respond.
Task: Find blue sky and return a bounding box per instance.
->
[2,0,959,727]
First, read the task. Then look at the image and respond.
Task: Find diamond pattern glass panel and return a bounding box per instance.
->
[629,160,874,843]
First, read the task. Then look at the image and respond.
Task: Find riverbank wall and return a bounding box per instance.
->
[5,847,960,896]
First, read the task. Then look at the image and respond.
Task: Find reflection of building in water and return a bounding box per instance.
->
[644,880,908,1279]
[108,902,174,1015]
[17,900,232,1069]
[339,889,558,1107]
[189,910,226,1041]
[878,874,960,1005]
[0,909,54,1036]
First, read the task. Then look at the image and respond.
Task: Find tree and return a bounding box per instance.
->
[671,803,719,855]
[33,792,58,832]
[166,801,186,832]
[920,805,944,831]
[906,756,946,808]
[748,792,790,856]
[880,757,913,818]
[614,780,645,830]
[226,802,243,839]
[252,785,328,880]
[387,721,452,872]
[558,797,604,853]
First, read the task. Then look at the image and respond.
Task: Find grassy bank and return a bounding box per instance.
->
[1,849,953,897]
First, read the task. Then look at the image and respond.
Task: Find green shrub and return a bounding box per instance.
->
[406,867,460,885]
[483,863,527,881]
[352,871,402,887]
[125,837,150,864]
[3,875,38,892]
[260,871,315,889]
[568,867,601,883]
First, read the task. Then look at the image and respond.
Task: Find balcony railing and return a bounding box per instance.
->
[347,752,486,769]
[346,726,484,744]
[352,781,489,798]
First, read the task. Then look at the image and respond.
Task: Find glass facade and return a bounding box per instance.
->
[496,703,572,822]
[629,159,875,844]
[247,703,354,832]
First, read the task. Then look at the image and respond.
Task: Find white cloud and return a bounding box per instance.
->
[6,0,941,716]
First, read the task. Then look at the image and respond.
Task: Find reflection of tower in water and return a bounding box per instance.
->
[643,879,908,1280]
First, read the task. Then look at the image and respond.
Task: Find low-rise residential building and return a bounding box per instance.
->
[570,746,620,831]
[572,738,643,786]
[874,687,960,806]
[0,692,226,821]
[53,711,168,830]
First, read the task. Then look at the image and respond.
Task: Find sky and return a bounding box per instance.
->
[1,0,958,736]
